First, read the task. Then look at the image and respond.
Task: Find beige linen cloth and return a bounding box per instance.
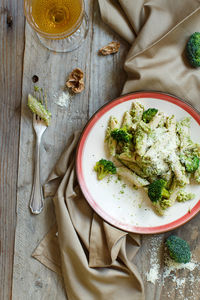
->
[33,1,200,299]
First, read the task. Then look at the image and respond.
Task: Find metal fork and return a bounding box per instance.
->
[30,114,47,214]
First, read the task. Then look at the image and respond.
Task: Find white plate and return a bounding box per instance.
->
[76,92,200,233]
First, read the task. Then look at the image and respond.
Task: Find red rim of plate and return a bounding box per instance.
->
[76,91,200,234]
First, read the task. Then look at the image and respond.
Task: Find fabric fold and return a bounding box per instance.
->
[35,132,145,300]
[32,224,62,275]
[98,0,136,44]
[128,0,200,57]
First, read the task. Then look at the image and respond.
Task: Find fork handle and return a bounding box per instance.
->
[30,137,44,214]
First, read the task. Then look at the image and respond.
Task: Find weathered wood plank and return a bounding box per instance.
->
[12,1,129,299]
[134,214,200,300]
[11,0,200,299]
[0,1,25,299]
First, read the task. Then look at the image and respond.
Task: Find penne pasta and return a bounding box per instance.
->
[106,116,120,156]
[117,166,149,187]
[121,111,134,130]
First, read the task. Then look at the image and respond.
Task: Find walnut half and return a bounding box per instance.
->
[66,68,84,94]
[99,41,120,56]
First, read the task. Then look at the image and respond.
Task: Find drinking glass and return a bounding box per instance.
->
[24,0,88,53]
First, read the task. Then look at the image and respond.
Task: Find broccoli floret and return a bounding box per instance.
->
[142,108,158,123]
[110,128,132,143]
[148,179,170,203]
[165,235,191,263]
[148,179,170,215]
[94,159,116,180]
[176,190,195,202]
[180,155,199,173]
[186,32,200,68]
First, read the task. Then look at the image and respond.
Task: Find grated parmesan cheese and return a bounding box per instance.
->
[146,265,159,284]
[163,253,197,279]
[54,90,71,108]
[145,235,199,297]
[146,235,163,284]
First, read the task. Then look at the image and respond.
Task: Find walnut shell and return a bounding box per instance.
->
[99,41,120,56]
[66,68,84,94]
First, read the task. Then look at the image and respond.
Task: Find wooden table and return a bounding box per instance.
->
[1,1,200,299]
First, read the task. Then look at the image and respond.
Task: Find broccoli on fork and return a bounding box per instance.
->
[94,159,116,180]
[148,179,170,215]
[28,93,51,126]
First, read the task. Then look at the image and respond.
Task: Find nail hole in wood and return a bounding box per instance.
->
[7,14,13,27]
[32,75,39,83]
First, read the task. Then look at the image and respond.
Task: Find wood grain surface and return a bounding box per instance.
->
[0,1,25,299]
[12,1,128,299]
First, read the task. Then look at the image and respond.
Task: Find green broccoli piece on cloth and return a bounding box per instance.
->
[186,32,200,68]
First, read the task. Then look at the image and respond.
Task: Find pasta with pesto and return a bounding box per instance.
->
[103,101,200,215]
